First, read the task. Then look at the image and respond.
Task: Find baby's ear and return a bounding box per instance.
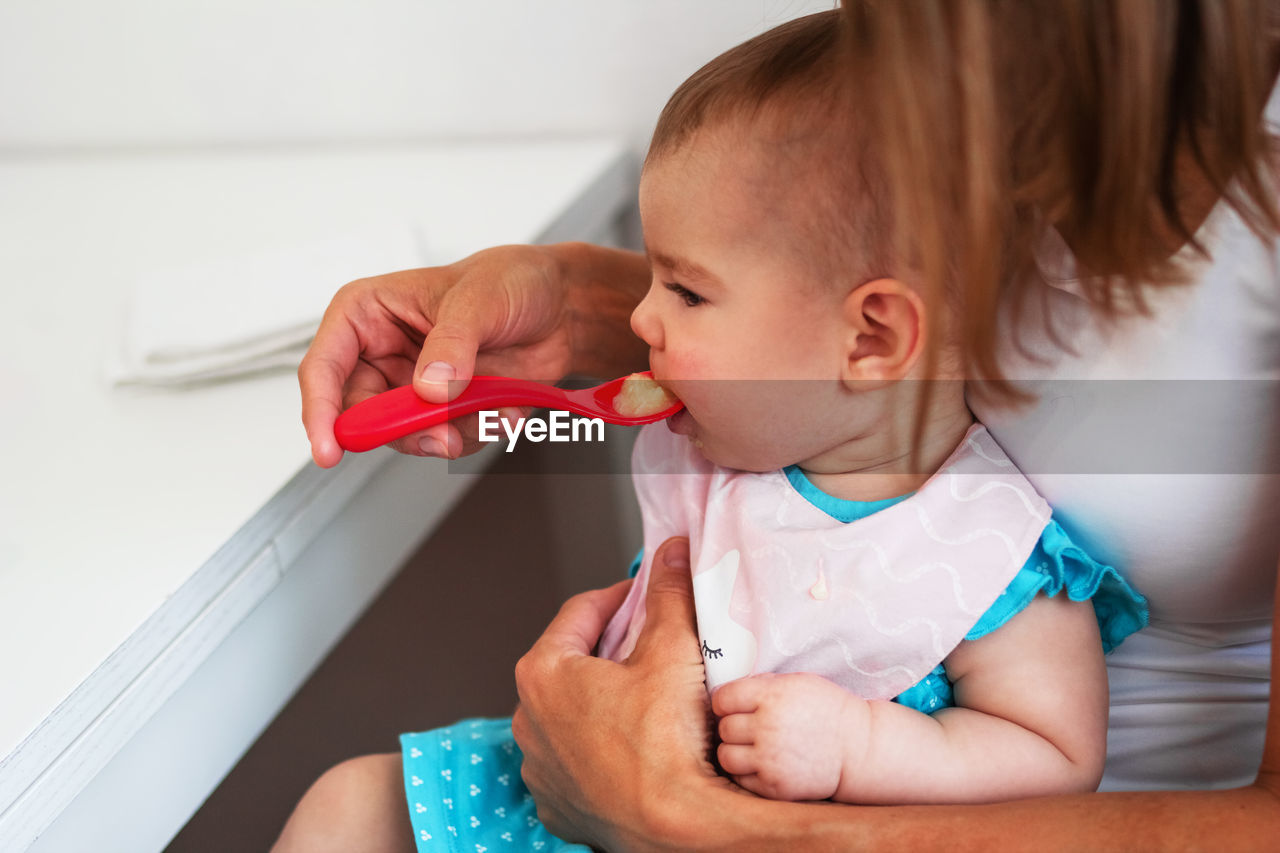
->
[840,278,925,387]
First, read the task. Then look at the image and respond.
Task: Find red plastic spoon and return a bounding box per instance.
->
[334,371,684,453]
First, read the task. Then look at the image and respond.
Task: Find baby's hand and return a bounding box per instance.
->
[711,672,868,801]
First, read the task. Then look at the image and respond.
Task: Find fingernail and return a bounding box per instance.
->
[662,540,691,570]
[419,436,447,457]
[419,361,455,385]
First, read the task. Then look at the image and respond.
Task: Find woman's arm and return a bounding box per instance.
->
[514,545,1280,852]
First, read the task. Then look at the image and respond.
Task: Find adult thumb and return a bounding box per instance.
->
[631,537,700,664]
[413,298,483,404]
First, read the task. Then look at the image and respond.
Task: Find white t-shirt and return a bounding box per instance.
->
[971,187,1280,790]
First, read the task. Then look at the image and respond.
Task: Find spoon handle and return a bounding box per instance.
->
[334,377,568,452]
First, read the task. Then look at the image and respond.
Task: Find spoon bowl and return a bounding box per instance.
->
[334,371,684,452]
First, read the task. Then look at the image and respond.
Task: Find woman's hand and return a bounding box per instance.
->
[510,550,1280,852]
[299,244,569,467]
[298,242,651,468]
[511,538,728,851]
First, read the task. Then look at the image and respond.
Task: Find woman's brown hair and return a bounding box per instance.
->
[840,0,1280,404]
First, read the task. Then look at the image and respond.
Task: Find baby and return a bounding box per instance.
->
[591,10,1147,807]
[357,11,1147,851]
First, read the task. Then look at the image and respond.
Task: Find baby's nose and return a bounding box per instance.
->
[630,291,663,349]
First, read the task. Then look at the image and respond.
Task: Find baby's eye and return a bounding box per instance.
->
[664,281,705,307]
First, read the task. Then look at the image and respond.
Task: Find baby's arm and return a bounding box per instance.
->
[713,594,1108,804]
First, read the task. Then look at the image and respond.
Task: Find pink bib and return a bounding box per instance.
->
[598,423,1051,698]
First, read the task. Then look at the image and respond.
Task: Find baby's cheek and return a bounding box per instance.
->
[660,348,712,383]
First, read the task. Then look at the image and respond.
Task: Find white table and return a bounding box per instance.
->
[0,139,638,852]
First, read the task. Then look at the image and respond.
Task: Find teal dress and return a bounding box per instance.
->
[399,467,1148,850]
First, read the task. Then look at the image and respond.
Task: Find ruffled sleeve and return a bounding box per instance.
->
[895,517,1148,714]
[964,518,1148,653]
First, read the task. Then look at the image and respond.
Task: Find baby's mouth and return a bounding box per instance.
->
[644,371,700,444]
[666,408,698,443]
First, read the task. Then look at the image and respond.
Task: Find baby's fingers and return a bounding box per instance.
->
[716,743,759,779]
[717,712,756,746]
[711,675,769,717]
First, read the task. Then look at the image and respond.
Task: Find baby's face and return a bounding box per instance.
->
[633,129,868,471]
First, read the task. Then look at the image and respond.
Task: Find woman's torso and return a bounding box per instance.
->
[971,195,1280,790]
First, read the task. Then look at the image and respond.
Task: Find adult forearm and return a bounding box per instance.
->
[664,781,1280,852]
[858,785,1280,852]
[557,241,651,378]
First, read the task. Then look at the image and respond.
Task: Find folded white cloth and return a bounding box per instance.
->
[110,221,429,386]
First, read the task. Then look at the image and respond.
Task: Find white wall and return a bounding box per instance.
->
[0,0,836,152]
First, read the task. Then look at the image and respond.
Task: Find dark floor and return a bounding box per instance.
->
[166,434,636,852]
